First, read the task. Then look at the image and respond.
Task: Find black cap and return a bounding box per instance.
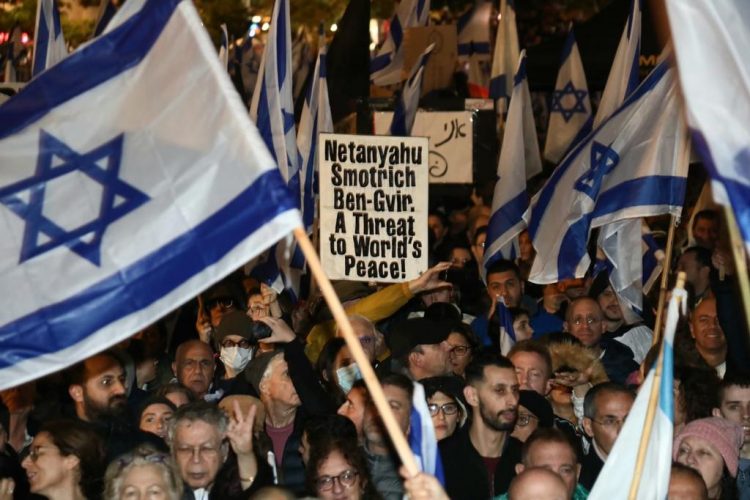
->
[518,390,554,429]
[389,318,451,358]
[216,310,254,345]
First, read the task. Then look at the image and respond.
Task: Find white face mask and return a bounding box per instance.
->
[335,363,363,394]
[220,346,252,372]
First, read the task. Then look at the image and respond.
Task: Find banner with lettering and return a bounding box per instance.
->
[319,133,429,282]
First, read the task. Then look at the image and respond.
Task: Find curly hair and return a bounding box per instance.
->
[104,445,183,500]
[305,434,381,499]
[674,364,720,423]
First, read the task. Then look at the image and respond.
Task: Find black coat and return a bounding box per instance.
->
[439,426,522,500]
[578,446,605,491]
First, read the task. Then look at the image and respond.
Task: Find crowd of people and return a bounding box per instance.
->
[0,199,748,500]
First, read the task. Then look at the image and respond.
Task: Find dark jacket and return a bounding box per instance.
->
[579,446,605,491]
[439,426,522,500]
[598,337,639,385]
[180,449,273,500]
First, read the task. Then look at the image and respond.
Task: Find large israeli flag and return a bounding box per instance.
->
[32,0,67,77]
[594,0,640,127]
[457,1,492,98]
[370,0,430,86]
[409,381,445,484]
[489,0,519,117]
[588,286,685,499]
[525,59,689,284]
[0,0,300,390]
[298,29,333,234]
[484,51,540,269]
[666,1,750,254]
[248,0,302,295]
[389,43,433,137]
[543,27,591,164]
[92,0,118,37]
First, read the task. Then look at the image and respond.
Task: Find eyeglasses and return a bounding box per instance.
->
[516,413,538,427]
[571,316,600,326]
[247,305,267,315]
[428,402,459,417]
[27,445,59,462]
[358,336,376,346]
[449,344,472,357]
[116,452,170,470]
[590,416,627,428]
[221,338,251,349]
[316,469,359,491]
[207,298,233,310]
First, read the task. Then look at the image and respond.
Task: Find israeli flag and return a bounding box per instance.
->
[32,0,67,77]
[218,23,229,71]
[371,0,430,86]
[484,51,540,269]
[593,0,640,127]
[666,0,750,254]
[489,0,520,118]
[642,223,665,295]
[298,27,333,234]
[524,58,689,284]
[92,0,118,37]
[249,0,303,295]
[457,1,492,98]
[409,381,445,484]
[588,286,685,499]
[497,298,517,355]
[543,27,591,164]
[0,0,300,390]
[389,43,433,137]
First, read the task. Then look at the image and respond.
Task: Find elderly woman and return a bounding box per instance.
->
[420,376,468,441]
[104,445,183,500]
[674,417,743,500]
[21,419,104,500]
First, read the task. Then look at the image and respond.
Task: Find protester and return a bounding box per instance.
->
[338,381,370,443]
[421,376,468,441]
[446,322,479,377]
[691,210,721,250]
[305,431,380,500]
[511,390,554,443]
[506,467,567,500]
[103,445,183,500]
[669,462,709,500]
[711,372,750,496]
[388,318,453,381]
[172,341,219,401]
[690,297,729,378]
[138,396,177,442]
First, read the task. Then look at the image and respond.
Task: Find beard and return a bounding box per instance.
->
[83,391,127,422]
[479,402,517,432]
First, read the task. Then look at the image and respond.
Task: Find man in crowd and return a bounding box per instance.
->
[173,340,219,401]
[564,297,638,384]
[388,318,453,381]
[507,468,568,500]
[712,372,750,493]
[579,382,635,490]
[441,351,521,498]
[691,297,729,377]
[678,246,715,303]
[691,209,721,250]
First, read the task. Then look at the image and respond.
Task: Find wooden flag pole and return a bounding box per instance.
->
[652,216,678,345]
[722,206,750,333]
[292,226,421,476]
[629,271,686,499]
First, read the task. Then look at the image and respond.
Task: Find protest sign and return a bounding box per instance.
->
[373,110,474,184]
[403,25,457,96]
[319,133,429,282]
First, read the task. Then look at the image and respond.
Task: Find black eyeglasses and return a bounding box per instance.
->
[449,344,472,357]
[516,413,538,427]
[220,338,251,349]
[316,469,359,491]
[428,402,459,417]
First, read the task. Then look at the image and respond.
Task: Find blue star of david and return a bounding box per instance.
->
[0,130,149,266]
[550,81,588,123]
[574,141,620,200]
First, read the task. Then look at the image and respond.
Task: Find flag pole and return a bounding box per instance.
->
[652,215,678,345]
[629,271,686,499]
[292,226,421,476]
[722,206,750,332]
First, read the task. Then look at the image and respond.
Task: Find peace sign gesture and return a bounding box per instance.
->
[226,399,258,488]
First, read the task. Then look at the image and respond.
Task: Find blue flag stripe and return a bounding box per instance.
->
[0,0,180,140]
[0,171,295,369]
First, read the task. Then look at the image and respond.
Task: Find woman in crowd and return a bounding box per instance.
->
[674,417,742,500]
[444,323,478,377]
[421,376,467,441]
[317,338,362,408]
[137,396,176,442]
[306,433,380,500]
[21,419,104,500]
[103,445,182,500]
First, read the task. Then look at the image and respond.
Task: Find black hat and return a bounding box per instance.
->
[216,310,254,345]
[389,318,452,358]
[244,350,282,394]
[518,390,554,429]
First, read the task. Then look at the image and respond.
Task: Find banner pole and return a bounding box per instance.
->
[629,272,685,499]
[292,226,421,476]
[653,215,677,345]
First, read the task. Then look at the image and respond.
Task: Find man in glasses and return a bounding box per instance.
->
[579,382,635,491]
[388,318,453,381]
[563,297,638,384]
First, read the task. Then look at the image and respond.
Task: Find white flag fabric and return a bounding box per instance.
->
[370,0,431,86]
[524,59,689,284]
[593,0,641,127]
[543,27,591,164]
[389,43,434,136]
[489,0,519,118]
[297,30,333,234]
[484,50,539,268]
[0,0,300,390]
[218,23,229,71]
[32,0,68,77]
[666,0,750,254]
[409,382,445,482]
[588,287,685,499]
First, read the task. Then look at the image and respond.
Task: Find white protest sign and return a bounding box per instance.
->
[373,110,474,184]
[319,133,429,282]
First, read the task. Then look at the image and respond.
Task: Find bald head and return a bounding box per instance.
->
[173,340,215,398]
[508,467,568,500]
